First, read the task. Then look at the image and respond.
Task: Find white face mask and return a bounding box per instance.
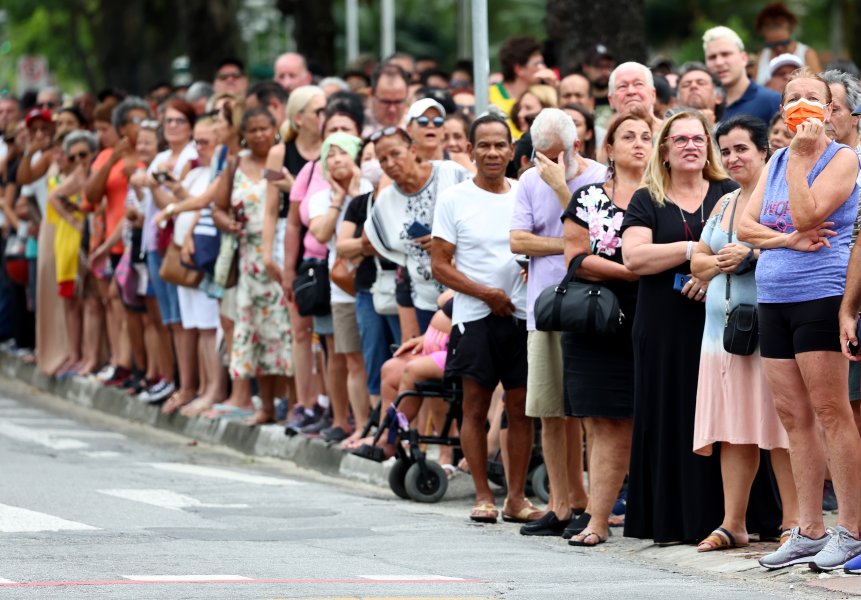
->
[361,159,383,187]
[783,97,827,113]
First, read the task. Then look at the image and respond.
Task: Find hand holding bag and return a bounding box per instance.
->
[159,242,204,288]
[722,193,759,355]
[534,254,623,334]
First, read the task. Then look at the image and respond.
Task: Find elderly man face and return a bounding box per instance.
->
[0,98,20,130]
[678,69,719,110]
[214,64,248,96]
[609,66,655,116]
[275,53,313,93]
[35,88,61,112]
[559,74,593,110]
[825,83,860,146]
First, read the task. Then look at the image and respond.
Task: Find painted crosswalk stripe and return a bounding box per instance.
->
[360,575,466,581]
[36,429,126,439]
[148,463,300,486]
[0,503,98,532]
[123,575,252,582]
[0,579,16,584]
[0,421,89,450]
[99,489,249,511]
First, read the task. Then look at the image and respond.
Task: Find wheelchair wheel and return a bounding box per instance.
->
[404,461,448,503]
[388,458,412,499]
[530,463,549,504]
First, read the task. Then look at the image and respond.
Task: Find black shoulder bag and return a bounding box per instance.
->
[534,254,623,335]
[723,193,759,355]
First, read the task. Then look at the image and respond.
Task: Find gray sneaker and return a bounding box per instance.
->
[809,526,861,572]
[759,527,830,570]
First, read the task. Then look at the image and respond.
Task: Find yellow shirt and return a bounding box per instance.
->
[47,175,84,285]
[488,82,524,140]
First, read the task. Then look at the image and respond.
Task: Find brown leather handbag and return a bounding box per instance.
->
[159,242,204,288]
[329,256,357,297]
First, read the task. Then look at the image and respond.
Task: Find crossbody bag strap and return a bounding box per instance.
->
[724,189,741,324]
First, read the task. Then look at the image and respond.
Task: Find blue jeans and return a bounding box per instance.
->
[146,251,181,325]
[356,290,400,395]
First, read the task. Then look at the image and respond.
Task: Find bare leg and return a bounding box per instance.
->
[326,336,351,431]
[503,387,534,513]
[145,297,174,381]
[566,417,589,509]
[461,378,496,507]
[697,442,758,549]
[771,448,799,531]
[289,304,316,410]
[247,375,281,425]
[62,296,83,365]
[344,351,370,428]
[541,416,571,518]
[79,296,103,375]
[124,309,146,374]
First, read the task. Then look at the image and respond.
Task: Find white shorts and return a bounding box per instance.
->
[273,218,286,269]
[178,285,220,330]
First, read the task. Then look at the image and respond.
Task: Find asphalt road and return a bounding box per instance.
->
[0,378,836,600]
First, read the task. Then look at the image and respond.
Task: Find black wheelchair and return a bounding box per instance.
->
[352,378,462,503]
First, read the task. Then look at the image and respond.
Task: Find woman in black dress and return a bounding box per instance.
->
[620,110,737,544]
[560,113,651,546]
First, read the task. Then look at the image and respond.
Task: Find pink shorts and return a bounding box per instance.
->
[429,350,447,372]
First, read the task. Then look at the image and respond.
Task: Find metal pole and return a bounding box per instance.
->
[381,0,395,59]
[457,0,471,59]
[471,0,489,115]
[346,0,359,65]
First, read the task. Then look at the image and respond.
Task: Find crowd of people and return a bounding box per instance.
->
[3,0,861,574]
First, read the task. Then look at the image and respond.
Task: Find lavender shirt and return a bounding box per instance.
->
[757,141,859,303]
[510,160,608,330]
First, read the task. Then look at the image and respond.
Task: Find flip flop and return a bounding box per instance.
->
[568,529,609,547]
[470,503,498,524]
[697,527,749,552]
[501,499,544,523]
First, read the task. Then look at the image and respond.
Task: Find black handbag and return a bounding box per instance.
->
[534,254,623,334]
[722,192,759,355]
[292,257,331,317]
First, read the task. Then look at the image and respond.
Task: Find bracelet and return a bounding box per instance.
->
[329,205,342,211]
[166,203,176,217]
[685,240,693,261]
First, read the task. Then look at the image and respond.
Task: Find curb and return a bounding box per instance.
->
[0,352,392,488]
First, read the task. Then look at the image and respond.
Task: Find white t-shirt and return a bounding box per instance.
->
[432,178,527,326]
[308,179,374,304]
[145,143,198,252]
[364,160,472,311]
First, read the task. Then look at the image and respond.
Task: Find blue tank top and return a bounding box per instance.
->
[756,141,859,303]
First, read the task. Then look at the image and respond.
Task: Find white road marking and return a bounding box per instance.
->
[359,575,466,581]
[123,575,252,582]
[0,421,89,450]
[80,451,122,458]
[0,578,16,584]
[36,429,126,439]
[0,503,99,532]
[98,489,249,511]
[147,463,300,486]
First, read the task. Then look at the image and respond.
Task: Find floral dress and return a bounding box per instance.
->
[230,167,292,379]
[559,183,638,419]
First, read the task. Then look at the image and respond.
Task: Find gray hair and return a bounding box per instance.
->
[608,62,654,96]
[62,129,98,155]
[702,26,745,54]
[111,96,152,130]
[531,107,577,151]
[820,69,861,116]
[318,77,349,93]
[186,81,214,103]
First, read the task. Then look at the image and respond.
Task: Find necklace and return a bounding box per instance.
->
[671,179,706,241]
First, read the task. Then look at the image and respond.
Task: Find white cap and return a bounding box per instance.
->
[768,53,803,78]
[406,97,446,122]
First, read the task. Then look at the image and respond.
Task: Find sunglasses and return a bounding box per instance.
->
[126,116,145,126]
[37,101,57,109]
[370,126,411,143]
[413,116,444,128]
[68,151,90,162]
[216,71,243,81]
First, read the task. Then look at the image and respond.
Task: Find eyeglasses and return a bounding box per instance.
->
[126,116,145,126]
[164,116,188,126]
[68,151,90,162]
[140,119,160,130]
[370,126,411,143]
[37,101,57,109]
[194,138,214,147]
[374,96,407,107]
[216,71,243,81]
[413,116,444,128]
[668,134,708,148]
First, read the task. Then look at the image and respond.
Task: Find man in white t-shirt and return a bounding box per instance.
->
[431,113,534,524]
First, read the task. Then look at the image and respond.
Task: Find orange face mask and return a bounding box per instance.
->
[783,98,826,133]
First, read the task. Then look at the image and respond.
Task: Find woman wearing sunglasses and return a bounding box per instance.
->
[405,98,447,163]
[620,110,738,545]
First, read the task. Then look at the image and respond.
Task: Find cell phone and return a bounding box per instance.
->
[673,273,691,292]
[155,171,175,184]
[406,221,432,239]
[515,255,529,269]
[263,168,285,182]
[850,319,861,356]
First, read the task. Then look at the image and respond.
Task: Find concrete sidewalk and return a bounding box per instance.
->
[3,350,861,597]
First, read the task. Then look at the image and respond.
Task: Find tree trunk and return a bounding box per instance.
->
[178,0,244,83]
[545,0,646,74]
[276,0,336,75]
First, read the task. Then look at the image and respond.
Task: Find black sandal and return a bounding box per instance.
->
[350,443,386,462]
[562,511,591,539]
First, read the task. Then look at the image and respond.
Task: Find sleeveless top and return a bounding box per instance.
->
[756,42,809,85]
[756,141,859,303]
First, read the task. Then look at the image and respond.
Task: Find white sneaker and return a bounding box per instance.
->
[95,365,116,383]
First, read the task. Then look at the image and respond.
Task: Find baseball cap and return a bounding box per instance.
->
[406,97,446,122]
[25,108,53,127]
[588,44,616,65]
[768,53,803,78]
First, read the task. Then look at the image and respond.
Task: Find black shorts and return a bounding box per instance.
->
[759,296,842,359]
[445,313,528,391]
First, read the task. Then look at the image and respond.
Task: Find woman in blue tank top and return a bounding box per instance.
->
[738,68,861,571]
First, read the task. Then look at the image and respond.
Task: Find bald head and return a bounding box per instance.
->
[275,52,313,93]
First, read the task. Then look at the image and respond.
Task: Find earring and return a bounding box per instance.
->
[240,138,247,148]
[607,158,615,180]
[705,159,710,167]
[663,160,670,170]
[274,133,282,144]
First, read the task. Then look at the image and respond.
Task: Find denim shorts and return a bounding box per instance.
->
[146,251,181,325]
